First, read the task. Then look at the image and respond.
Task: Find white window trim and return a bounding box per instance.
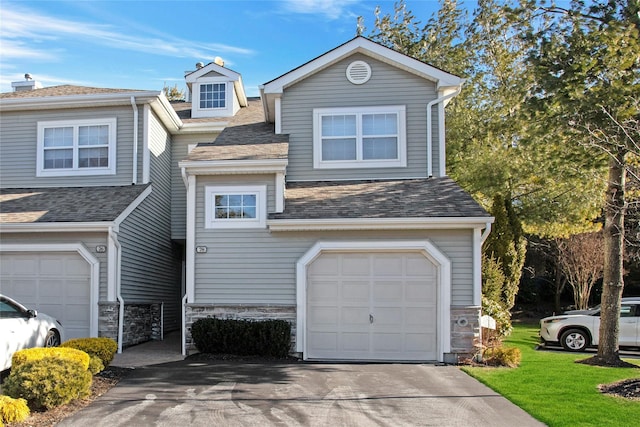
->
[312,105,407,169]
[36,118,117,177]
[191,78,231,118]
[205,185,267,229]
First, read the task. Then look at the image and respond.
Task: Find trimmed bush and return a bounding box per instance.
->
[11,347,90,371]
[191,318,291,358]
[0,395,30,425]
[3,357,92,410]
[483,346,522,368]
[88,355,105,375]
[61,337,117,369]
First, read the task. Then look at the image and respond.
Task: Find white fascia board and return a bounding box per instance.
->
[149,93,183,132]
[179,159,288,175]
[262,37,462,95]
[178,122,228,134]
[0,91,163,112]
[0,222,113,233]
[268,217,494,232]
[185,62,241,82]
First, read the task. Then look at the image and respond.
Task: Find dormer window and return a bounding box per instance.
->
[199,83,226,109]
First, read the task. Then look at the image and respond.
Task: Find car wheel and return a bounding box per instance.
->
[560,329,589,351]
[44,330,61,347]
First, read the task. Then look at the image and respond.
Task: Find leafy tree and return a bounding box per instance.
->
[163,83,185,101]
[523,0,640,366]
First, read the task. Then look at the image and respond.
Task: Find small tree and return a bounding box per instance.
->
[163,84,185,101]
[556,232,604,310]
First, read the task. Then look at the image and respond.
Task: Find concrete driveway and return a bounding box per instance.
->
[59,359,545,427]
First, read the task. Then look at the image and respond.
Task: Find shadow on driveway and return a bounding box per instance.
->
[59,358,545,427]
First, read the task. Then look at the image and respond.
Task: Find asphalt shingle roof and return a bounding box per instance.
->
[0,85,146,99]
[269,178,491,220]
[0,185,150,223]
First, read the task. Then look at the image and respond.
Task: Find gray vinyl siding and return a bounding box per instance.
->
[193,172,474,305]
[0,232,109,301]
[117,112,181,332]
[170,132,220,241]
[0,106,141,188]
[281,53,440,181]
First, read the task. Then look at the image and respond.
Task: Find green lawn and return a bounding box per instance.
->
[462,323,640,427]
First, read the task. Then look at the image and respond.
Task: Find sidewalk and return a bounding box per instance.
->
[110,331,184,368]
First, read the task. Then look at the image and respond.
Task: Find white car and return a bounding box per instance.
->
[540,297,640,351]
[0,294,65,371]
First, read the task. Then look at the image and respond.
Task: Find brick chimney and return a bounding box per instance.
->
[11,74,43,92]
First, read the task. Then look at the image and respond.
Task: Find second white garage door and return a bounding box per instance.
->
[306,252,438,361]
[0,252,91,339]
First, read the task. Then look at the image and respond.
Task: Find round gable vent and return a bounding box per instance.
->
[346,60,372,85]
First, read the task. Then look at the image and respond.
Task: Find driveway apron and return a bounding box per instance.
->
[59,359,545,427]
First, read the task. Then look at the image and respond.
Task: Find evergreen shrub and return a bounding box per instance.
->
[61,337,117,369]
[3,357,92,410]
[0,395,30,425]
[191,317,291,358]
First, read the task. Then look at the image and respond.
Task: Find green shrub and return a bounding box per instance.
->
[0,395,30,425]
[483,346,522,368]
[88,355,105,375]
[3,357,92,410]
[60,337,117,368]
[191,317,291,358]
[11,347,90,371]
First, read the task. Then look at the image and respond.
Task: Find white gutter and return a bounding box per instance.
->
[480,222,492,244]
[131,97,139,184]
[0,222,113,233]
[108,227,125,353]
[427,86,462,177]
[267,216,494,232]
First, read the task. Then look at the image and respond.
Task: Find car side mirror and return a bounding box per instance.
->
[27,309,37,318]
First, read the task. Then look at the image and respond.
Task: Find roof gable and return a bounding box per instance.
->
[261,36,462,95]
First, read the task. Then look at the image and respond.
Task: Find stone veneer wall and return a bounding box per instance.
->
[447,305,481,363]
[97,301,163,347]
[184,304,297,354]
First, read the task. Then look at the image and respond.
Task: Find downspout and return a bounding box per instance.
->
[109,227,125,353]
[182,172,196,356]
[481,222,492,245]
[131,96,139,184]
[426,86,462,177]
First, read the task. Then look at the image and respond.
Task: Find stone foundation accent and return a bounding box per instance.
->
[98,301,119,341]
[185,304,296,354]
[97,301,163,348]
[445,305,481,363]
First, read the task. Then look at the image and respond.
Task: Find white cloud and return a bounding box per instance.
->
[0,5,255,62]
[280,0,362,20]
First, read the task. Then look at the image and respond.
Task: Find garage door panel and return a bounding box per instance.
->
[308,280,339,300]
[1,252,91,339]
[308,306,338,326]
[340,255,370,276]
[341,281,369,300]
[307,251,438,361]
[406,281,436,300]
[372,281,403,301]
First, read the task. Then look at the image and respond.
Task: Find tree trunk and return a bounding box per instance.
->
[595,150,626,365]
[554,266,565,315]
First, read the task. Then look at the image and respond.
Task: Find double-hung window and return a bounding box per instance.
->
[199,83,226,109]
[313,105,406,169]
[205,185,267,229]
[37,118,117,177]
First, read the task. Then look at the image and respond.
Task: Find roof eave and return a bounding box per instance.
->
[0,222,114,233]
[179,158,288,175]
[267,217,494,232]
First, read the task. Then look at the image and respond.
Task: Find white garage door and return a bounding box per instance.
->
[307,252,438,361]
[1,252,91,339]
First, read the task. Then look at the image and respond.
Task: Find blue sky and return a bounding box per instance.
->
[1,0,450,97]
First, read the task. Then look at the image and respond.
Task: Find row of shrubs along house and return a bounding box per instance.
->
[0,37,493,363]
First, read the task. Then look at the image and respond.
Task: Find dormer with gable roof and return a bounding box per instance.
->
[185,59,248,119]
